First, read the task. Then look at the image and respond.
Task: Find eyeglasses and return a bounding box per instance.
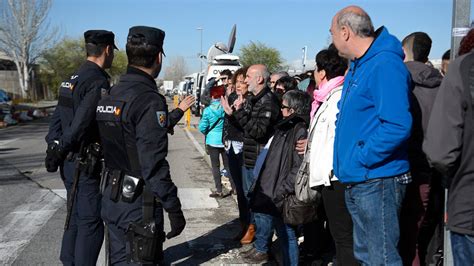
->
[281,104,291,110]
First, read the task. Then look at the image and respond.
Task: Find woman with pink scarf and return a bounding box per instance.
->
[302,46,358,265]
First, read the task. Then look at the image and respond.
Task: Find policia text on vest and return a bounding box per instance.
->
[95,26,186,265]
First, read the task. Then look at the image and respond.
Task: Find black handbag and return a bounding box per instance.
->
[282,193,319,226]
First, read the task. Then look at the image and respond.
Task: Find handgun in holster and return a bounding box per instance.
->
[83,142,102,176]
[64,142,103,230]
[125,189,165,264]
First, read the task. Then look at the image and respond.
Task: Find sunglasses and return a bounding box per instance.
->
[281,104,291,110]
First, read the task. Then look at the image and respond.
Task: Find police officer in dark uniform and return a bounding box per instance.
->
[96,26,186,265]
[44,30,117,265]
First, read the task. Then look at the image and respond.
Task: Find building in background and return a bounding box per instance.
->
[0,52,44,100]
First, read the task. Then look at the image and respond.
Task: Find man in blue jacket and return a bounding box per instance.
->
[331,6,412,265]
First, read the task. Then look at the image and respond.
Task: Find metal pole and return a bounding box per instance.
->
[450,0,471,59]
[302,46,307,72]
[197,27,203,73]
[444,2,471,265]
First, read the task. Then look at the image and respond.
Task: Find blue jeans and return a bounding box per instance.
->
[242,166,255,224]
[242,166,255,200]
[274,217,299,266]
[451,232,474,266]
[345,177,406,265]
[253,212,274,253]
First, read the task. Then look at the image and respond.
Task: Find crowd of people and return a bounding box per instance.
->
[42,3,473,265]
[198,5,474,266]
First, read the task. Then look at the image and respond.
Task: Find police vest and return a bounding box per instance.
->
[57,69,106,136]
[96,85,161,177]
[57,74,80,131]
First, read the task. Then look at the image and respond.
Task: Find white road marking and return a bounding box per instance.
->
[0,189,64,264]
[52,188,67,200]
[0,138,19,148]
[184,129,206,157]
[183,128,213,168]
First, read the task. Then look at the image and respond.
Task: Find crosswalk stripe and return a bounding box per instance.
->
[52,188,67,200]
[0,138,19,148]
[0,189,64,264]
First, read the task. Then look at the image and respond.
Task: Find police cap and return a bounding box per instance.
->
[127,26,165,55]
[84,30,118,50]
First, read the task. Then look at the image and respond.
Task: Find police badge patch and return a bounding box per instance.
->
[156,111,167,127]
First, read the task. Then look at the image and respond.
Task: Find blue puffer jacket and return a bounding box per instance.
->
[333,26,412,184]
[199,99,225,147]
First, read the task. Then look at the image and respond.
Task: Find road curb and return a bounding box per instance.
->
[183,128,211,168]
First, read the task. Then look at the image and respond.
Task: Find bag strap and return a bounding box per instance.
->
[286,122,306,170]
[142,187,155,224]
[204,116,223,135]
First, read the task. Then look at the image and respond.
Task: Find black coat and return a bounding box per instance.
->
[406,61,443,182]
[234,87,281,167]
[423,51,474,236]
[250,114,308,217]
[46,61,110,152]
[97,67,182,214]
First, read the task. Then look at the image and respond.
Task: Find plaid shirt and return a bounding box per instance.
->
[395,172,412,184]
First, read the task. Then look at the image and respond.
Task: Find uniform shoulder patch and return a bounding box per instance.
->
[156,111,167,127]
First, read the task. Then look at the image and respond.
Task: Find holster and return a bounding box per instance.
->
[125,189,164,264]
[109,169,123,202]
[82,142,102,176]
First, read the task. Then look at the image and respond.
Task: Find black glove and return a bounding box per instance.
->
[166,210,186,239]
[45,142,65,173]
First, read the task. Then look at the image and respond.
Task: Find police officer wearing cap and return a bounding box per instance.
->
[44,30,117,265]
[96,26,186,265]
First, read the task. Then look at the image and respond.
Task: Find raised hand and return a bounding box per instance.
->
[178,95,196,112]
[221,96,233,115]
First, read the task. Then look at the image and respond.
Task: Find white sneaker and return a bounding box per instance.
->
[32,109,46,118]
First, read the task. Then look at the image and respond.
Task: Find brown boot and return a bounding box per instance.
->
[240,224,255,244]
[232,222,247,241]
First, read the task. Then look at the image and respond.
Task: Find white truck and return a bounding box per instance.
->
[163,80,174,96]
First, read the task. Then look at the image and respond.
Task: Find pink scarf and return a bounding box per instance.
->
[311,76,345,121]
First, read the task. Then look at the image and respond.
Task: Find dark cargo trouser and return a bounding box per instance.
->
[60,160,104,265]
[101,177,164,265]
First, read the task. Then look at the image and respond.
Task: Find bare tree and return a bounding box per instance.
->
[0,0,57,99]
[163,56,188,86]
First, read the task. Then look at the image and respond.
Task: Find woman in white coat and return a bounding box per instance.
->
[305,46,358,265]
